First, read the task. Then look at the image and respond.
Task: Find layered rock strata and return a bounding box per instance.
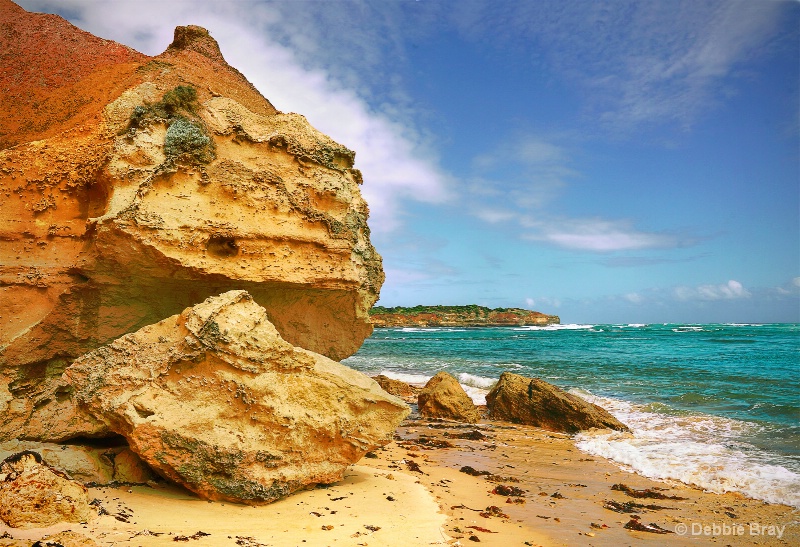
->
[64,291,409,504]
[0,1,383,442]
[486,372,629,433]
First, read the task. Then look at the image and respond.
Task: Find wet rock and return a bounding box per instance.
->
[485,372,629,433]
[0,452,93,529]
[417,372,480,423]
[64,291,408,504]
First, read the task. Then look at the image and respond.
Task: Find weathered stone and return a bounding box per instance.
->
[1,5,382,442]
[0,451,93,529]
[417,372,481,424]
[0,440,155,485]
[64,291,409,504]
[485,372,629,434]
[372,375,419,401]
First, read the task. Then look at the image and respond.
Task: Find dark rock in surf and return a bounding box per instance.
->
[485,372,629,434]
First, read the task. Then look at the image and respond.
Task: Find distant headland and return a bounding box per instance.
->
[369,305,560,328]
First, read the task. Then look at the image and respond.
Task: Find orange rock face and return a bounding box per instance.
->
[0,2,383,441]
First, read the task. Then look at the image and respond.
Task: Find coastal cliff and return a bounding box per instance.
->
[0,0,384,442]
[370,305,560,328]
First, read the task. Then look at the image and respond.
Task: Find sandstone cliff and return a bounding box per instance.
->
[0,1,383,441]
[370,305,559,328]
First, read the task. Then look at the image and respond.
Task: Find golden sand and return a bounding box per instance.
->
[2,417,797,546]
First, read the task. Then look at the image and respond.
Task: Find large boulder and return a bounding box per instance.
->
[417,372,480,424]
[486,372,629,434]
[63,291,409,504]
[1,4,382,442]
[0,451,93,529]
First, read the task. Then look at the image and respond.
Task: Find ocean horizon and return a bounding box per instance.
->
[343,322,800,508]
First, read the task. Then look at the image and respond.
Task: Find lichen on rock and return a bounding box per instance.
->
[0,7,384,442]
[63,291,409,504]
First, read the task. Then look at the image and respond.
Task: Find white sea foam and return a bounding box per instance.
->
[376,370,492,405]
[378,370,430,386]
[672,325,706,332]
[456,373,496,405]
[514,324,594,331]
[456,372,496,389]
[571,389,800,508]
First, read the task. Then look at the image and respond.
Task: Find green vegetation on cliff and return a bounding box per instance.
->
[369,305,560,327]
[371,304,524,316]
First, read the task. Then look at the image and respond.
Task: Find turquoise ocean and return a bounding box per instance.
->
[343,323,800,507]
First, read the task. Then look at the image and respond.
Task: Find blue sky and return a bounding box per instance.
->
[20,0,800,323]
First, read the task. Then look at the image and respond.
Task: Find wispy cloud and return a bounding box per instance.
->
[590,1,786,132]
[469,135,576,210]
[440,0,788,133]
[674,280,751,301]
[525,296,562,309]
[521,217,687,253]
[601,253,711,268]
[772,277,800,297]
[465,134,696,254]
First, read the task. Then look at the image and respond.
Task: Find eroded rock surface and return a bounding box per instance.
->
[0,3,383,442]
[417,372,480,423]
[0,440,155,485]
[64,291,408,504]
[372,374,419,402]
[0,451,93,529]
[486,372,629,433]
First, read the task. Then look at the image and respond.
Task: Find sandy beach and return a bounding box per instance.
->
[2,412,797,547]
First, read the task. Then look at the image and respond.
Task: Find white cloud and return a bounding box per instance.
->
[523,217,680,252]
[774,277,800,296]
[466,136,692,254]
[20,0,450,233]
[526,296,561,309]
[674,280,751,301]
[624,292,644,304]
